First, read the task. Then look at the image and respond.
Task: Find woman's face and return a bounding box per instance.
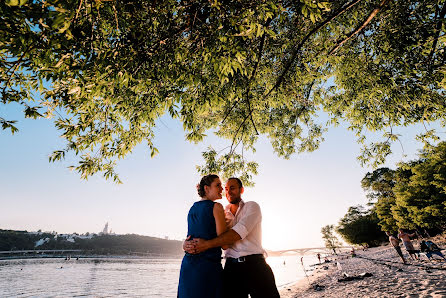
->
[205,178,223,201]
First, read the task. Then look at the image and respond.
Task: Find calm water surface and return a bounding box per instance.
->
[0,255,317,297]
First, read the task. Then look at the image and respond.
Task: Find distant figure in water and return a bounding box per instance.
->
[177,174,227,298]
[386,232,407,264]
[398,229,419,261]
[317,253,321,264]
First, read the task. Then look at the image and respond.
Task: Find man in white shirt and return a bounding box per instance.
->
[184,177,280,298]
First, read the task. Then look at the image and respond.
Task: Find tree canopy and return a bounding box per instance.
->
[361,167,399,231]
[360,142,446,232]
[336,205,386,246]
[2,0,445,183]
[393,143,446,230]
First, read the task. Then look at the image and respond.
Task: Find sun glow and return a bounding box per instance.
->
[261,213,305,251]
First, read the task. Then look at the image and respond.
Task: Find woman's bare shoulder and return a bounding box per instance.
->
[213,202,224,210]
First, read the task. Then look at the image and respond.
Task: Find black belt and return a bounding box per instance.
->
[226,254,264,263]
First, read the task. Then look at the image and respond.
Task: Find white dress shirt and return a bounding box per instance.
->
[224,200,265,258]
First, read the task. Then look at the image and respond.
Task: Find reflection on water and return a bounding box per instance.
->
[268,254,318,288]
[0,255,317,297]
[1,258,181,297]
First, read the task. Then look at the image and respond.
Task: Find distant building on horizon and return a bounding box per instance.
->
[100,222,115,235]
[102,222,109,235]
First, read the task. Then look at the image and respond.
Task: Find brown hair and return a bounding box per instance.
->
[197,174,219,198]
[227,177,243,188]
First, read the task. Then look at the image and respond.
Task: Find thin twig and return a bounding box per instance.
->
[131,25,190,75]
[220,99,239,125]
[221,18,272,128]
[1,42,35,96]
[422,121,428,132]
[244,19,272,135]
[427,2,446,71]
[246,94,259,135]
[328,0,390,55]
[113,1,119,31]
[397,137,405,155]
[90,0,95,53]
[228,116,248,158]
[217,145,232,154]
[74,0,84,22]
[262,0,364,100]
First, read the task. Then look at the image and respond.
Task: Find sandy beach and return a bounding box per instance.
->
[280,238,446,297]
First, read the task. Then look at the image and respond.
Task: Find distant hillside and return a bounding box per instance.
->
[0,230,183,256]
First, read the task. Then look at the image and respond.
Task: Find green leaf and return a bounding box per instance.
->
[5,0,19,6]
[24,106,43,119]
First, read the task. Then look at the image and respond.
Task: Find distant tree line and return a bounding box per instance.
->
[324,142,446,248]
[0,230,53,251]
[336,205,386,247]
[0,230,183,256]
[76,234,183,256]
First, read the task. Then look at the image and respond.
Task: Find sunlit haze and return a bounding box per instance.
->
[1,103,435,251]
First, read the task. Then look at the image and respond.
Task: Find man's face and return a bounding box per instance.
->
[225,179,243,204]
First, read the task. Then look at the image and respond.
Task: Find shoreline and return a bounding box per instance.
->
[279,243,446,297]
[279,259,335,296]
[275,258,326,292]
[0,254,183,261]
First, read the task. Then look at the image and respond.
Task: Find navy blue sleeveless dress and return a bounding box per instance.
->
[178,200,223,298]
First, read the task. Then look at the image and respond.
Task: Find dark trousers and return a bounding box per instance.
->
[393,246,404,259]
[223,256,280,298]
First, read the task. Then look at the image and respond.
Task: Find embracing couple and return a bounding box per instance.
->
[177,174,280,298]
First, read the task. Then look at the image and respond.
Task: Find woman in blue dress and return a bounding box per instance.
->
[178,174,227,298]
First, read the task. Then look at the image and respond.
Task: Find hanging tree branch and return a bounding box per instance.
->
[73,0,84,24]
[427,1,446,70]
[228,117,248,158]
[262,0,365,100]
[243,18,272,135]
[221,18,272,129]
[328,0,391,55]
[1,42,36,98]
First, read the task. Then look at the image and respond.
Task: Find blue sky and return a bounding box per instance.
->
[0,101,439,250]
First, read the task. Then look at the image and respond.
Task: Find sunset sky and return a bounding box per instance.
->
[0,102,435,250]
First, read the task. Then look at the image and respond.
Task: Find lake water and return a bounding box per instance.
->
[0,255,318,297]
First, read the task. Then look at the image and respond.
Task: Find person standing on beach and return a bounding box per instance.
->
[420,240,446,261]
[386,232,407,264]
[178,174,227,298]
[398,229,419,261]
[184,177,280,298]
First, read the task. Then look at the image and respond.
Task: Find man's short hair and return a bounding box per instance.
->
[228,177,243,188]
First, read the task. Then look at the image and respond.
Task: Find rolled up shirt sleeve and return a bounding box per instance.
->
[231,202,262,240]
